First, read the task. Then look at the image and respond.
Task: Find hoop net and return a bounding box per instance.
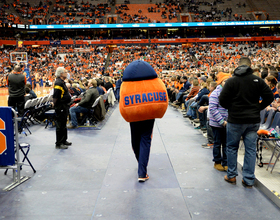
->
[10,52,28,63]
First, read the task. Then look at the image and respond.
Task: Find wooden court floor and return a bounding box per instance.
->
[0,86,53,107]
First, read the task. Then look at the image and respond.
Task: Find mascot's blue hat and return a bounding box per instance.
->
[122,60,157,81]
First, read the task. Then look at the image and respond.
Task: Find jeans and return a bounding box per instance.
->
[186,101,197,119]
[184,98,194,112]
[176,91,183,101]
[206,120,214,144]
[69,106,89,127]
[211,126,227,166]
[226,122,259,185]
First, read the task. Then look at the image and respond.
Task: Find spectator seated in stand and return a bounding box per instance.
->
[183,81,209,120]
[183,78,200,113]
[68,79,99,129]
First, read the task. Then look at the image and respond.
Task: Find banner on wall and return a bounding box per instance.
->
[0,107,15,166]
[50,41,61,45]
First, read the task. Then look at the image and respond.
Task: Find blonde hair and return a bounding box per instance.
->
[89,79,97,88]
[193,79,199,86]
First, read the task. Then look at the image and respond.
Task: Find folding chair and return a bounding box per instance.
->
[103,88,112,111]
[18,110,32,136]
[79,97,101,125]
[266,141,280,173]
[5,142,36,175]
[259,109,275,130]
[257,112,280,167]
[44,109,56,128]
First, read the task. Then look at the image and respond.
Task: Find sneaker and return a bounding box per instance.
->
[202,143,213,148]
[138,174,149,182]
[64,141,72,146]
[55,144,68,149]
[242,180,253,188]
[214,163,225,171]
[193,119,200,123]
[224,175,236,185]
[194,126,201,129]
[200,126,207,131]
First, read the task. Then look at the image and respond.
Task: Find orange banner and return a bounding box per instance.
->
[0,40,17,46]
[23,41,50,45]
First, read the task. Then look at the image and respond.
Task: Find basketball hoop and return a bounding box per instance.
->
[10,52,28,64]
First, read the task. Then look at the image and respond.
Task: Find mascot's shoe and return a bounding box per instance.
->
[224,175,236,185]
[138,174,149,182]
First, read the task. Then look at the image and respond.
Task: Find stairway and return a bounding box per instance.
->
[104,52,112,72]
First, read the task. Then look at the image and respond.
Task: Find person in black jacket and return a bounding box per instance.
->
[104,77,114,91]
[219,57,274,188]
[7,65,26,117]
[53,67,72,149]
[68,79,99,129]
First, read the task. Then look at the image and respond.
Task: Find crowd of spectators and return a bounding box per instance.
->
[0,1,22,24]
[0,0,275,25]
[116,3,180,23]
[12,0,50,23]
[1,40,280,134]
[1,41,278,89]
[49,0,110,24]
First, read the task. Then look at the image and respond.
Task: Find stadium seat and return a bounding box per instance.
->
[259,109,275,130]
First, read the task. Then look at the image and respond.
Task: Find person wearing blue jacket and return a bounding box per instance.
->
[173,76,191,105]
[115,76,122,101]
[184,82,209,120]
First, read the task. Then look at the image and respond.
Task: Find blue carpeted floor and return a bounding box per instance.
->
[0,105,279,219]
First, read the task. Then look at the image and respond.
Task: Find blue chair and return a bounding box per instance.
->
[267,112,280,131]
[44,109,56,128]
[266,141,280,173]
[259,109,275,130]
[257,112,280,168]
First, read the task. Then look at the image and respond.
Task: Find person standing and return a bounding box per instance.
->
[7,65,26,117]
[115,76,122,101]
[209,73,231,172]
[53,67,72,149]
[219,57,274,188]
[119,60,168,182]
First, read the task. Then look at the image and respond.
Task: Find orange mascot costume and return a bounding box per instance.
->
[119,60,168,182]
